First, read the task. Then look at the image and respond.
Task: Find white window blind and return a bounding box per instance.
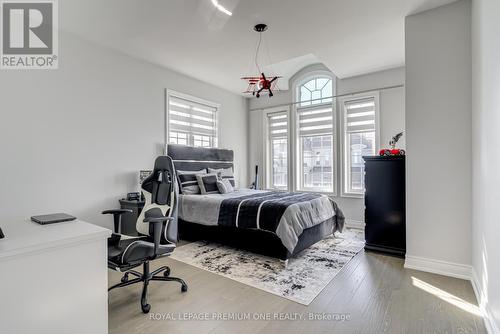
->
[268,112,288,138]
[344,98,376,134]
[297,105,334,137]
[168,94,218,147]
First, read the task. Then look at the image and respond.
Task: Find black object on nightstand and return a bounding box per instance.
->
[363,155,406,257]
[118,199,145,236]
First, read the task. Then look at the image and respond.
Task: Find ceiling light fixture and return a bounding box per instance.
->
[241,24,281,98]
[211,0,232,16]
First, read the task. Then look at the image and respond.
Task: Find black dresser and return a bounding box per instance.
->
[363,156,406,257]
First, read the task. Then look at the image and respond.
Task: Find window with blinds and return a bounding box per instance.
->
[345,98,376,133]
[267,111,289,190]
[297,103,335,192]
[342,95,378,196]
[261,74,336,193]
[167,93,218,148]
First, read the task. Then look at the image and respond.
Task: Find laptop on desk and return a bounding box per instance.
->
[31,213,76,225]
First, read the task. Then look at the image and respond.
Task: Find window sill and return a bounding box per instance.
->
[297,189,338,196]
[341,192,364,199]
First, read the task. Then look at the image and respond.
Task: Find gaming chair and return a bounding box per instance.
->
[104,156,187,313]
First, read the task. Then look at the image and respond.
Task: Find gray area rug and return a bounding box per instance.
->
[170,228,365,305]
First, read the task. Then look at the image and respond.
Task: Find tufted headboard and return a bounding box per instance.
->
[166,144,234,173]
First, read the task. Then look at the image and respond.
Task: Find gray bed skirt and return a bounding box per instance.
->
[179,217,337,261]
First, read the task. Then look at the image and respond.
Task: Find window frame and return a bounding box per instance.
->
[292,72,337,195]
[262,106,291,191]
[339,92,380,198]
[165,89,220,149]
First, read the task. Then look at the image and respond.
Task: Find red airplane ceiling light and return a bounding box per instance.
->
[242,24,281,98]
[242,73,280,98]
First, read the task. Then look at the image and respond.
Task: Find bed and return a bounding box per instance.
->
[167,144,345,261]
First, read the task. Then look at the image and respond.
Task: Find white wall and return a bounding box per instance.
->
[405,0,472,268]
[248,66,405,223]
[472,0,500,331]
[0,32,248,229]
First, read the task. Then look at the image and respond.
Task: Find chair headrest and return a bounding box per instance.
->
[142,156,175,206]
[153,156,171,172]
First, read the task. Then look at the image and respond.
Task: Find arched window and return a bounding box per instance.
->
[295,74,335,192]
[299,77,333,106]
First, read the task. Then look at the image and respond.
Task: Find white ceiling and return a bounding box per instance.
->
[61,0,458,95]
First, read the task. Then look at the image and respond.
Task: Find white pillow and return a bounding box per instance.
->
[208,167,235,187]
[216,179,234,194]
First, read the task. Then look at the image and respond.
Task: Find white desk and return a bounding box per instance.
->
[0,220,111,334]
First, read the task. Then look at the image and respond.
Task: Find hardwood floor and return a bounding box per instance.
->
[108,250,486,334]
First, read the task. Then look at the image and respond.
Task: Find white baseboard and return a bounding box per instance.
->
[404,255,472,280]
[345,219,365,230]
[471,270,500,334]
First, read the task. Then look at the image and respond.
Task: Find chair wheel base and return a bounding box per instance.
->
[141,303,151,313]
[109,262,187,314]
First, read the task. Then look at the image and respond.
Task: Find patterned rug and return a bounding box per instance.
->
[170,228,365,305]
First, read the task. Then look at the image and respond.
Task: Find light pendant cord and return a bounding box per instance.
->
[254,32,262,74]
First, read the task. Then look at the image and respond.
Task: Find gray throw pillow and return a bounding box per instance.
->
[177,169,207,194]
[196,174,219,195]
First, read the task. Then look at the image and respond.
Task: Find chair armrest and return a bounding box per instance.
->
[143,217,173,255]
[102,209,133,215]
[102,209,133,233]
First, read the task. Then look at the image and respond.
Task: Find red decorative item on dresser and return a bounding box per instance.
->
[379,131,406,156]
